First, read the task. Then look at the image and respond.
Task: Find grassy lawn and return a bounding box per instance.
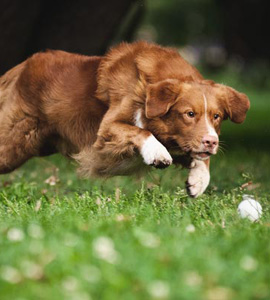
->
[0,74,270,300]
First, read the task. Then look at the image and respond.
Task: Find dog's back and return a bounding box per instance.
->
[96,41,203,104]
[0,50,108,173]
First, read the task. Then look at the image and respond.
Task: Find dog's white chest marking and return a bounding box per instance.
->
[134,109,144,129]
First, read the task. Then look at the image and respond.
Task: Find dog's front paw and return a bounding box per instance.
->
[141,135,172,168]
[186,160,210,197]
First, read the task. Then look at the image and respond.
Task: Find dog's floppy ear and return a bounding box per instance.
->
[145,79,180,118]
[219,85,250,123]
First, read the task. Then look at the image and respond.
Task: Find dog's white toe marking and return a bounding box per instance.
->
[187,160,210,197]
[141,135,172,168]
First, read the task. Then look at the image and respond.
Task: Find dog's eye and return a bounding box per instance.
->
[187,111,195,118]
[214,114,220,120]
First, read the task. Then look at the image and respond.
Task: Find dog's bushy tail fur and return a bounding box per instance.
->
[74,144,147,178]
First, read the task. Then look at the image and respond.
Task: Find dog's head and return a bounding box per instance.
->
[145,79,250,160]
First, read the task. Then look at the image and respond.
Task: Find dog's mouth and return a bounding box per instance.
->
[170,147,213,161]
[191,151,212,160]
[167,139,217,161]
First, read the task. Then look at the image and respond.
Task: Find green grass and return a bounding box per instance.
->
[1,76,270,300]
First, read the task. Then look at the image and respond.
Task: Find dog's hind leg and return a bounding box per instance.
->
[0,116,42,174]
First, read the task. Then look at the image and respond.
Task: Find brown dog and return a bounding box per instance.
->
[0,42,250,197]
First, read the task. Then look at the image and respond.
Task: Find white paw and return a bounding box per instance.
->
[186,160,210,197]
[141,135,172,168]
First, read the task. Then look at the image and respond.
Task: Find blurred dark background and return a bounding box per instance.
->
[1,0,269,85]
[0,0,144,74]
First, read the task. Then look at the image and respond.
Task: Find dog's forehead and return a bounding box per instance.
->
[180,82,222,110]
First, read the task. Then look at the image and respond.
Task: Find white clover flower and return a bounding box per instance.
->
[0,266,22,284]
[115,214,125,222]
[240,255,258,272]
[20,260,43,280]
[62,276,80,292]
[44,175,59,186]
[206,286,234,300]
[134,229,160,248]
[34,200,42,211]
[184,271,202,287]
[95,198,102,206]
[68,291,92,300]
[28,240,44,254]
[7,228,25,242]
[80,265,101,283]
[185,224,196,233]
[39,251,56,266]
[67,179,73,186]
[27,224,44,239]
[93,236,119,264]
[63,233,79,247]
[147,280,170,299]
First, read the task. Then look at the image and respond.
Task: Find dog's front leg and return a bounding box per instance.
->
[96,122,173,168]
[186,159,210,197]
[140,133,173,168]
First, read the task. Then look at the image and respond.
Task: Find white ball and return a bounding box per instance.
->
[238,196,262,222]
